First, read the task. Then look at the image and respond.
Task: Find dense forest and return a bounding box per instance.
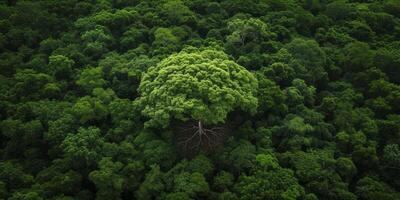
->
[1,0,400,199]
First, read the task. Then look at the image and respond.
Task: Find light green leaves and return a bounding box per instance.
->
[138,47,258,128]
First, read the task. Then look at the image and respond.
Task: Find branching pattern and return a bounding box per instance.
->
[178,121,226,153]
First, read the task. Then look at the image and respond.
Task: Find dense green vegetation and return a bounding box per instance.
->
[1,0,400,199]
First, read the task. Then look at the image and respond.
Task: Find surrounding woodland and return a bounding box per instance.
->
[1,0,400,199]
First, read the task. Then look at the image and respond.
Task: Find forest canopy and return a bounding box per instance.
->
[0,0,400,200]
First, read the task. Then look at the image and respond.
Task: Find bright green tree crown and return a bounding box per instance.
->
[138,47,258,128]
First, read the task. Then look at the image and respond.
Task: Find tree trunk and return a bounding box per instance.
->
[198,120,203,134]
[178,120,226,154]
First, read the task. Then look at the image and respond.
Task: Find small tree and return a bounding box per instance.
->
[137,47,258,150]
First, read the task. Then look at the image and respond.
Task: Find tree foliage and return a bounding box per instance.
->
[138,47,258,128]
[0,0,399,199]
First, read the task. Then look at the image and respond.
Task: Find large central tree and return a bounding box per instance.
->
[137,47,258,146]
